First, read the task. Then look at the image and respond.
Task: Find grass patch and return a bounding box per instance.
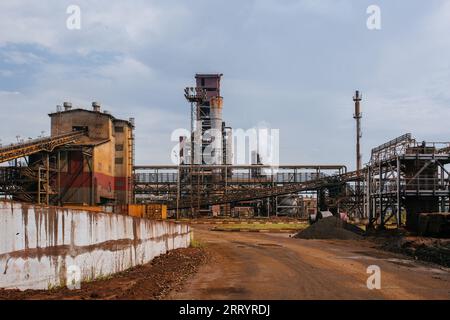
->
[190,238,204,248]
[216,222,308,231]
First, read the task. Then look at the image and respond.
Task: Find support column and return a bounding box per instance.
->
[275,196,278,217]
[396,156,401,227]
[37,167,41,205]
[45,153,49,205]
[176,165,180,220]
[379,161,383,227]
[57,151,61,206]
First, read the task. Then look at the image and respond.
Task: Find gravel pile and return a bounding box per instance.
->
[294,216,365,240]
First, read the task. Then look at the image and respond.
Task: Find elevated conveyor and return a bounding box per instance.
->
[0,131,86,163]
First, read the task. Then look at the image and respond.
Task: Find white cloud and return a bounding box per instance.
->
[0,1,191,55]
[1,50,44,65]
[0,0,449,168]
[96,57,154,80]
[365,93,450,137]
[363,1,450,151]
[0,90,21,96]
[0,2,61,48]
[249,0,353,17]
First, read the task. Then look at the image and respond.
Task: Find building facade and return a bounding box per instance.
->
[47,102,134,205]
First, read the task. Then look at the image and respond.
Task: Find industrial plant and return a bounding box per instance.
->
[1,73,449,234]
[0,73,449,299]
[2,0,450,307]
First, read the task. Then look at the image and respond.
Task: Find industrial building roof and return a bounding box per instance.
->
[195,73,223,78]
[48,108,134,127]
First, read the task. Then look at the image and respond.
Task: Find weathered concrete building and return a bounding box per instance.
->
[44,102,134,205]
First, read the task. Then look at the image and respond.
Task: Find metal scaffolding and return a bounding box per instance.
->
[134,164,349,217]
[365,134,450,229]
[0,130,89,205]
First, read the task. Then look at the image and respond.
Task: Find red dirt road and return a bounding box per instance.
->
[167,224,450,300]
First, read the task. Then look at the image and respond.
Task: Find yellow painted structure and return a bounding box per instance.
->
[127,204,167,220]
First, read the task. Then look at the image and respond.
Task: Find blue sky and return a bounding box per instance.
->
[0,0,449,168]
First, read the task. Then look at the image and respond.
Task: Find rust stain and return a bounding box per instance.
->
[70,219,76,258]
[33,206,41,252]
[132,217,139,262]
[0,231,188,262]
[61,210,66,245]
[21,205,29,250]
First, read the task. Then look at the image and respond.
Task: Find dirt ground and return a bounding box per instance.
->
[0,247,207,300]
[167,224,450,300]
[1,223,449,300]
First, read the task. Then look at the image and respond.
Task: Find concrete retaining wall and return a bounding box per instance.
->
[0,201,191,290]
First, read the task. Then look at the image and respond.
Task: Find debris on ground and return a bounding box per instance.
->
[375,235,450,267]
[0,247,207,300]
[294,216,365,240]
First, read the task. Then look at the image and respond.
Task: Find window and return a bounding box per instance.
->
[115,157,123,164]
[115,144,124,151]
[72,126,88,132]
[114,126,124,133]
[201,78,205,86]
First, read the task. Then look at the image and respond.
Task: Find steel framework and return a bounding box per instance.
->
[0,146,94,205]
[0,130,89,205]
[134,164,351,217]
[365,134,450,228]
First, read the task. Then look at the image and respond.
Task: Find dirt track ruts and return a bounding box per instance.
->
[167,224,450,300]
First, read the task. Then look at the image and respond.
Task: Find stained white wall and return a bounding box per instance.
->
[0,201,191,290]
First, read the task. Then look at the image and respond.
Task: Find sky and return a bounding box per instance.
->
[0,0,449,169]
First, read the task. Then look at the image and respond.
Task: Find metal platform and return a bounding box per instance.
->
[366,134,450,228]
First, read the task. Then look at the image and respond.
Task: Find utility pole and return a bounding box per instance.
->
[176,163,180,220]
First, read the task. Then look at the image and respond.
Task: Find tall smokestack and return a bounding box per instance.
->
[353,90,362,175]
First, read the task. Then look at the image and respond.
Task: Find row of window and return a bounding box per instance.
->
[72,125,125,133]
